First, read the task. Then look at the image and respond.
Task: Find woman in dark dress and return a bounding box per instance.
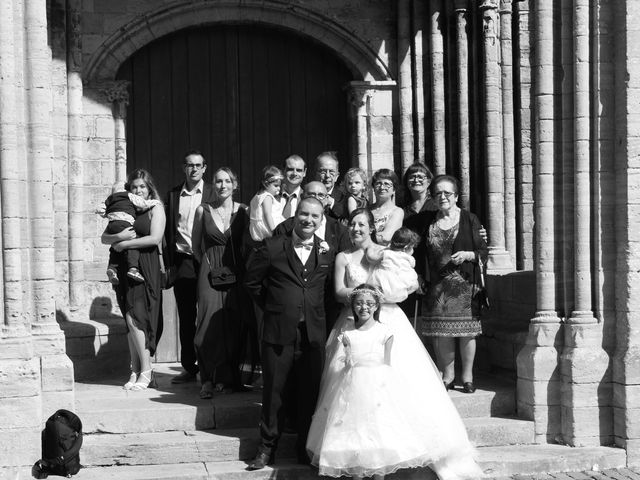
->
[192,167,251,399]
[101,169,166,391]
[408,175,487,394]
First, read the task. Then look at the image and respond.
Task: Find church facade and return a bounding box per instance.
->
[1,0,639,469]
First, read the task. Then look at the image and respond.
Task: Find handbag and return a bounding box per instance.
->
[477,257,490,310]
[204,204,238,288]
[157,243,173,290]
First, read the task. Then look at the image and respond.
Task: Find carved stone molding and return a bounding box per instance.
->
[94,81,130,105]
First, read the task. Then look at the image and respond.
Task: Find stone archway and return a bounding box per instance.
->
[83,0,393,84]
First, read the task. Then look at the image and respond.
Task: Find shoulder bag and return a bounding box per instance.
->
[205,204,238,288]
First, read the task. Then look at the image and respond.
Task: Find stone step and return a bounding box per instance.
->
[67,445,627,479]
[82,418,534,467]
[75,365,516,434]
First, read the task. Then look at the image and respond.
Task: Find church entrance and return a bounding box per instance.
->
[116,24,354,361]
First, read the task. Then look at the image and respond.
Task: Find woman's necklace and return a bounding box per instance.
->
[436,208,460,230]
[213,202,233,230]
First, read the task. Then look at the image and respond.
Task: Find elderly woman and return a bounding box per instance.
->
[101,169,166,391]
[401,162,437,219]
[191,167,252,399]
[369,169,404,245]
[407,175,488,394]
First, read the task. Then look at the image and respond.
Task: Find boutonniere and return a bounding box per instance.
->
[318,241,330,254]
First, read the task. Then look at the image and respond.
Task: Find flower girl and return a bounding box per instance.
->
[249,165,285,241]
[311,283,485,480]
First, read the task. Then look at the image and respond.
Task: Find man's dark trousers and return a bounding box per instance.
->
[173,252,198,375]
[260,322,323,459]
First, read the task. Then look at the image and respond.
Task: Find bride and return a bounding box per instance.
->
[311,208,483,480]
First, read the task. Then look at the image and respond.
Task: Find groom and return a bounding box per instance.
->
[244,197,336,470]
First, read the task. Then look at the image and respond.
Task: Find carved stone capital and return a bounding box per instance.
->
[348,88,373,109]
[95,81,131,105]
[346,81,396,110]
[480,0,498,41]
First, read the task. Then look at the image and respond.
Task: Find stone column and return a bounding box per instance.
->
[455,0,471,209]
[67,0,85,310]
[480,0,513,272]
[429,0,446,174]
[500,0,517,265]
[412,0,426,165]
[347,81,396,180]
[348,84,372,173]
[25,0,74,416]
[514,0,534,270]
[559,0,611,448]
[398,0,414,171]
[1,0,48,470]
[516,0,563,444]
[98,81,130,183]
[612,0,640,466]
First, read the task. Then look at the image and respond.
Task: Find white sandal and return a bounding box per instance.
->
[130,370,155,391]
[123,371,138,390]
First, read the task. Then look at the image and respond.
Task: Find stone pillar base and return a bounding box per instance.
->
[516,320,563,443]
[560,322,612,446]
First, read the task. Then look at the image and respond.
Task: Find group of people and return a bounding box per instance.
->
[98,150,489,479]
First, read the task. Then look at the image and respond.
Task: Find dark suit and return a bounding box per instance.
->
[245,233,336,459]
[274,216,350,332]
[164,182,215,374]
[325,185,348,220]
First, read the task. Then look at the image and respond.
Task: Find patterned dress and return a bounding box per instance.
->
[421,222,482,337]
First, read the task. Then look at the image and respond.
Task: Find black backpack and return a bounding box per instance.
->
[32,409,83,478]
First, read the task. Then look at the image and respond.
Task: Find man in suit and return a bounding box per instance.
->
[164,150,216,384]
[245,197,336,470]
[281,154,307,220]
[274,181,350,333]
[314,151,347,220]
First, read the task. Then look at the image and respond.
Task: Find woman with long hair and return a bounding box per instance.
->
[101,169,166,390]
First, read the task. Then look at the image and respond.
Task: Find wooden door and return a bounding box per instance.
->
[117,24,354,361]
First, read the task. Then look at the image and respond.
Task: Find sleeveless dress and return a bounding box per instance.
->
[113,210,163,355]
[193,205,251,389]
[311,251,483,480]
[249,190,284,241]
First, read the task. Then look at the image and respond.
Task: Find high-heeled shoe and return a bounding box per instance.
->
[131,370,155,390]
[123,371,138,390]
[443,380,455,391]
[462,381,476,394]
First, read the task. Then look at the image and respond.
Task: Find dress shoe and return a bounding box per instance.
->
[171,370,197,384]
[246,450,274,471]
[462,381,476,394]
[443,380,455,391]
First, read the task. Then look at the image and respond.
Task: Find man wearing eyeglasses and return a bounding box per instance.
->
[314,151,347,220]
[164,150,215,384]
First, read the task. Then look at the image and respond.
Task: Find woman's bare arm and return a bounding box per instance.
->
[376,207,404,245]
[111,205,166,251]
[334,252,352,304]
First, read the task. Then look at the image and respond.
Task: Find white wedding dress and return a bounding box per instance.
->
[307,251,483,479]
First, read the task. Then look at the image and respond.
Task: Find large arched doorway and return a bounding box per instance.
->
[117,24,354,200]
[116,24,354,361]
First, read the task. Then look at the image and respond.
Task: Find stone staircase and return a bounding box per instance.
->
[62,363,625,479]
